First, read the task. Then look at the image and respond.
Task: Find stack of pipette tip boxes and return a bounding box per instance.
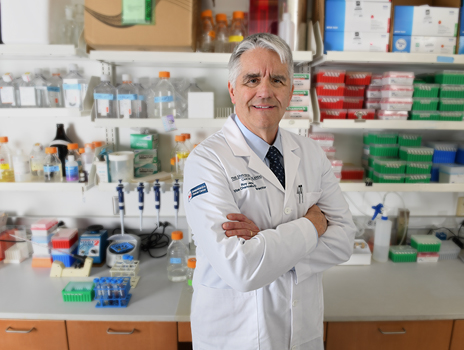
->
[285,74,311,121]
[308,133,342,182]
[51,228,78,267]
[411,235,442,263]
[31,218,58,268]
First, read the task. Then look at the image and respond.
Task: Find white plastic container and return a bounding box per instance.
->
[1,0,67,44]
[380,98,413,111]
[365,98,381,109]
[109,152,134,182]
[331,160,343,172]
[376,110,409,120]
[381,85,414,98]
[439,164,464,184]
[321,146,336,160]
[13,149,32,182]
[371,74,383,86]
[366,86,382,98]
[373,211,392,263]
[95,161,109,183]
[309,133,335,147]
[382,72,415,86]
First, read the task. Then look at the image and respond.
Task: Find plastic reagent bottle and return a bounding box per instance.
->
[151,71,176,119]
[214,14,229,53]
[32,68,51,108]
[182,133,193,152]
[199,10,215,53]
[94,74,117,118]
[43,147,63,182]
[167,231,189,282]
[62,5,76,45]
[117,74,139,118]
[229,11,246,52]
[92,141,105,161]
[133,77,148,118]
[30,143,45,178]
[278,12,295,51]
[67,143,82,172]
[63,63,88,110]
[1,73,17,108]
[81,143,95,179]
[48,69,64,108]
[186,257,196,292]
[50,124,72,176]
[13,149,32,182]
[372,204,393,263]
[65,155,79,182]
[171,135,189,180]
[19,73,37,107]
[0,137,15,182]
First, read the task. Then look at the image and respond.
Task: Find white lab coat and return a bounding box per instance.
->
[183,116,356,350]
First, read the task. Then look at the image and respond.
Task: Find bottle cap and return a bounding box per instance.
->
[2,73,13,83]
[67,143,78,150]
[100,74,110,82]
[34,68,42,75]
[0,137,8,143]
[187,257,196,268]
[159,71,170,78]
[216,13,227,23]
[85,143,95,150]
[181,133,191,140]
[122,74,131,82]
[201,9,213,18]
[170,157,176,165]
[22,74,31,83]
[93,278,99,283]
[175,135,186,142]
[171,231,183,240]
[233,11,245,19]
[51,68,61,76]
[93,141,104,148]
[68,155,75,162]
[79,148,85,154]
[46,147,57,154]
[68,63,78,71]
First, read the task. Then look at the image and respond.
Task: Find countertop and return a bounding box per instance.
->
[1,253,464,322]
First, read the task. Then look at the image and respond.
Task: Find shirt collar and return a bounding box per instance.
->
[233,114,283,161]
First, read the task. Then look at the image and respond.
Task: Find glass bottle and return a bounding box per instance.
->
[13,149,32,182]
[48,69,64,108]
[32,68,51,108]
[43,147,62,182]
[117,74,139,119]
[229,11,247,52]
[214,14,229,53]
[186,257,196,292]
[0,137,15,182]
[171,135,189,180]
[0,73,17,108]
[167,231,188,282]
[19,73,37,108]
[62,5,75,45]
[181,133,193,152]
[133,77,148,119]
[63,63,88,110]
[30,143,45,179]
[149,71,176,119]
[50,124,72,176]
[199,10,215,52]
[94,74,117,118]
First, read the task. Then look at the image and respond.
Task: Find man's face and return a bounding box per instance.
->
[228,48,294,139]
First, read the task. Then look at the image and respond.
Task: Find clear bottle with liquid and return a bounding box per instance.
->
[94,75,117,118]
[13,149,32,182]
[67,143,82,172]
[149,71,176,119]
[199,10,215,53]
[81,143,95,180]
[117,74,139,119]
[0,137,15,182]
[48,69,64,108]
[171,135,189,180]
[214,14,229,53]
[182,133,193,152]
[65,155,79,183]
[167,231,189,282]
[133,78,148,119]
[63,63,88,110]
[186,257,196,292]
[1,73,17,108]
[32,68,51,108]
[229,11,247,52]
[43,147,62,182]
[30,143,45,178]
[19,73,37,108]
[62,5,76,45]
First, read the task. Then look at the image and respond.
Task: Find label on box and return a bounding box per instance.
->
[130,134,159,149]
[122,0,154,25]
[19,87,36,106]
[324,32,389,52]
[0,87,15,105]
[78,238,101,257]
[135,163,159,177]
[393,35,456,54]
[293,74,310,90]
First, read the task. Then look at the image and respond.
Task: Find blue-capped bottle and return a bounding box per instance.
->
[167,231,188,282]
[94,74,117,118]
[117,74,139,119]
[148,71,176,119]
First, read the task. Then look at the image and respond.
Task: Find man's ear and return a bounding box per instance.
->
[228,81,236,105]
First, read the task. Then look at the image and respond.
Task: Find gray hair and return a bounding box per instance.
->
[228,33,294,88]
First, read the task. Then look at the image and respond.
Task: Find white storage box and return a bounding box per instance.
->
[309,133,335,147]
[365,98,381,109]
[392,36,457,54]
[382,72,415,86]
[1,0,67,44]
[290,90,310,107]
[324,32,389,52]
[371,74,383,86]
[366,86,382,98]
[284,106,311,119]
[439,164,464,183]
[293,74,310,90]
[188,92,214,119]
[339,240,372,266]
[380,98,413,111]
[377,110,409,120]
[381,85,414,98]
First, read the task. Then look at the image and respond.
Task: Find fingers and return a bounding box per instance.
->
[222,221,257,231]
[226,213,253,224]
[225,230,256,239]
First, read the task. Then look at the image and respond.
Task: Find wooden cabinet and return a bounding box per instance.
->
[0,319,68,350]
[178,322,192,342]
[66,321,177,350]
[326,320,453,350]
[450,320,464,350]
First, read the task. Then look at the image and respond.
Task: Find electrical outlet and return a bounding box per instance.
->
[112,196,119,215]
[457,197,464,217]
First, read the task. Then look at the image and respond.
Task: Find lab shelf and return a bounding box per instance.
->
[0,182,93,192]
[94,118,311,129]
[318,120,464,130]
[0,45,84,60]
[0,108,91,118]
[339,182,464,192]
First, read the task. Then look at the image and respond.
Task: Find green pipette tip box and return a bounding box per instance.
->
[410,235,442,253]
[389,246,417,263]
[62,282,95,302]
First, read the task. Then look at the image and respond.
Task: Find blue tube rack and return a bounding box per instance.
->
[94,277,132,308]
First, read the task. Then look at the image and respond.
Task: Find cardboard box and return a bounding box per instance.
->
[393,5,459,37]
[392,35,456,53]
[324,32,390,52]
[325,1,391,33]
[84,0,198,51]
[130,133,159,150]
[134,150,158,178]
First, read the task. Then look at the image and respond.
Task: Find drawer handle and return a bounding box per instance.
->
[107,328,136,335]
[5,326,35,334]
[378,327,406,335]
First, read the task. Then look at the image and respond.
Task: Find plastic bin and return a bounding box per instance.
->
[369,144,399,157]
[314,69,346,83]
[456,145,464,164]
[377,110,408,120]
[365,98,381,109]
[409,111,440,121]
[52,228,78,249]
[373,159,406,174]
[439,111,463,121]
[309,133,335,147]
[341,166,364,180]
[427,142,458,163]
[366,86,382,98]
[405,174,431,183]
[412,98,439,111]
[343,97,364,109]
[331,160,343,173]
[371,74,383,86]
[345,72,372,85]
[318,96,344,109]
[398,134,422,147]
[344,86,365,97]
[435,70,464,85]
[438,240,461,260]
[389,246,417,263]
[382,72,415,86]
[315,83,345,96]
[411,235,441,252]
[347,109,375,120]
[413,84,440,98]
[406,162,432,174]
[380,98,413,111]
[373,172,405,183]
[320,109,347,122]
[438,98,464,111]
[363,132,398,145]
[438,164,464,183]
[399,146,434,162]
[381,85,414,98]
[439,85,464,98]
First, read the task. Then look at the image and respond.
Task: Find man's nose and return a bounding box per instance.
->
[255,79,273,99]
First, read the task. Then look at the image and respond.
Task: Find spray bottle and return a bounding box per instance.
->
[371,204,393,263]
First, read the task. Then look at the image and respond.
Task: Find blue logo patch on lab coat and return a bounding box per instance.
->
[188,183,208,202]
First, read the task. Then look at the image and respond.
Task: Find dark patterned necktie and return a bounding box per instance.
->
[266,146,285,189]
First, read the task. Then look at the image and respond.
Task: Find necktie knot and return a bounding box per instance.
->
[266,146,285,189]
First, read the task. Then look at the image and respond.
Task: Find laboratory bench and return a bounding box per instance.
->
[2,255,464,350]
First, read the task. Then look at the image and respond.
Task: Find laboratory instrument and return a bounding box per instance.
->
[94,276,132,308]
[371,204,392,263]
[137,182,145,231]
[43,147,63,182]
[110,254,141,288]
[154,180,161,228]
[167,231,188,282]
[186,257,196,292]
[50,123,72,176]
[13,149,31,182]
[117,74,139,119]
[0,136,15,182]
[173,179,180,228]
[77,226,108,264]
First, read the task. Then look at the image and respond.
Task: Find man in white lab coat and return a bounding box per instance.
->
[183,33,356,350]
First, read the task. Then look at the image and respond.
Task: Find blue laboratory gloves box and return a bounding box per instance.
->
[392,35,456,54]
[324,32,389,53]
[325,0,391,33]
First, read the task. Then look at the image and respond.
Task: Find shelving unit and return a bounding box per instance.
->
[317,120,464,130]
[0,44,84,60]
[0,108,91,118]
[339,183,464,192]
[0,182,93,192]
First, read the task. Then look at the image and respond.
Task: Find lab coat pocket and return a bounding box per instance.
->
[296,191,323,217]
[191,284,259,350]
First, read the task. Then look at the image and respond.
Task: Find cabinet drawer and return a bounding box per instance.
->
[450,320,464,350]
[0,319,68,350]
[326,320,453,350]
[178,322,192,342]
[66,321,177,350]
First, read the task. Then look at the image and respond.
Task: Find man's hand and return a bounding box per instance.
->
[222,213,260,241]
[304,205,328,237]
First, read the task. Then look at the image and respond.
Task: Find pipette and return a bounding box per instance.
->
[137,182,145,231]
[116,180,125,235]
[154,179,161,228]
[173,179,180,229]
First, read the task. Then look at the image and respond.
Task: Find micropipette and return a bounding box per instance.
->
[137,182,145,231]
[173,179,180,229]
[154,179,161,227]
[116,180,125,235]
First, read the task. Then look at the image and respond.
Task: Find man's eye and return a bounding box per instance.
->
[273,79,282,84]
[248,79,258,84]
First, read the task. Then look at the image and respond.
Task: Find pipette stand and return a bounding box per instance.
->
[50,257,93,277]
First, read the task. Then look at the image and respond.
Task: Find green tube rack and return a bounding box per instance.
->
[370,144,400,157]
[412,98,439,111]
[389,246,418,263]
[405,162,432,174]
[373,172,405,183]
[439,111,464,121]
[409,111,440,121]
[438,98,464,112]
[435,70,464,85]
[410,235,441,252]
[405,174,431,183]
[363,132,398,145]
[399,146,434,162]
[398,134,422,147]
[439,85,464,98]
[62,282,95,302]
[373,159,407,174]
[413,84,440,98]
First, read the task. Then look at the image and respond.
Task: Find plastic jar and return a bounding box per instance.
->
[109,152,134,182]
